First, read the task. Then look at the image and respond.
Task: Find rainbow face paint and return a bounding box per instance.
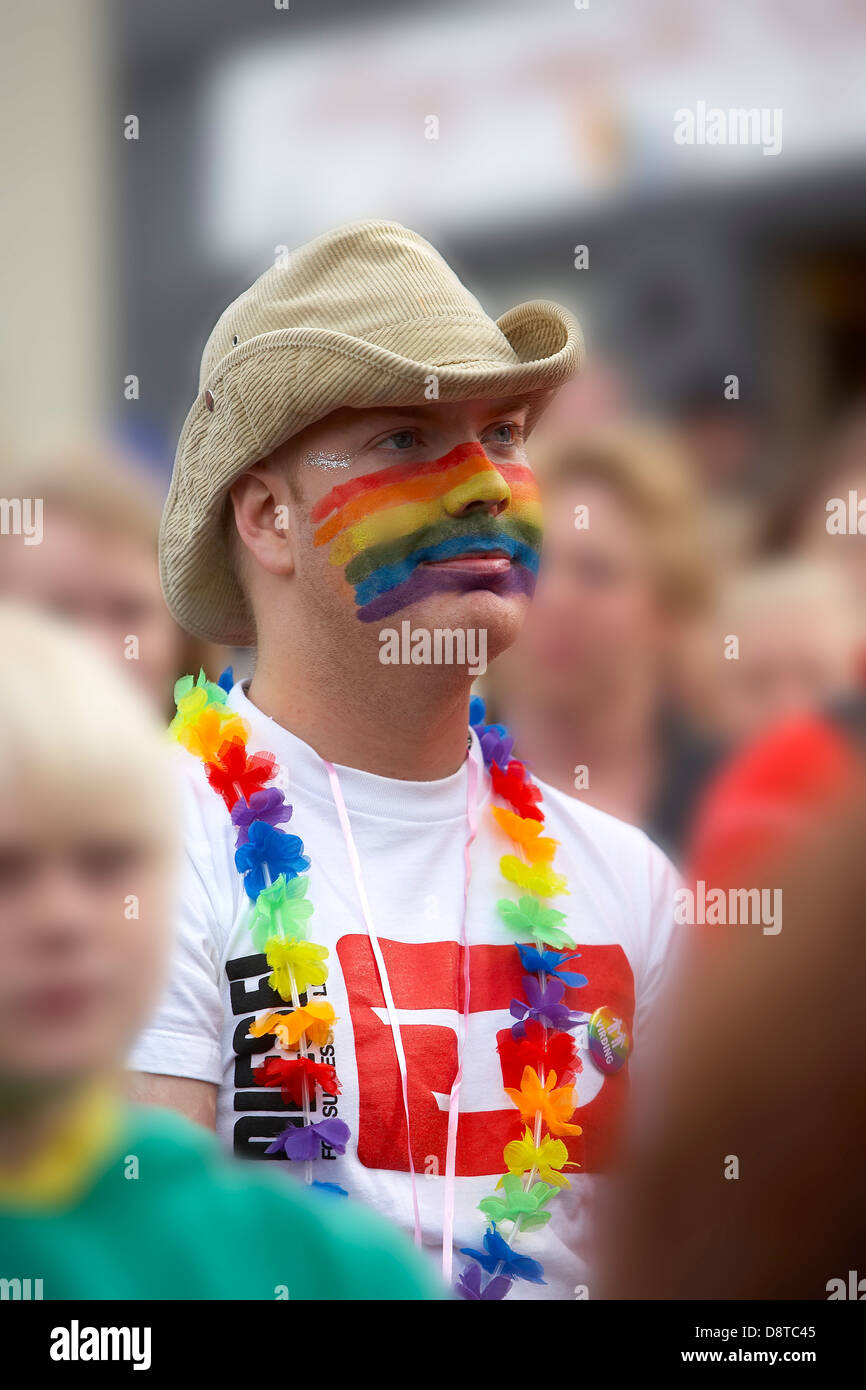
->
[311,441,543,622]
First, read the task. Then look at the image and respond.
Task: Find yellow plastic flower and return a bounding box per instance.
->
[265,938,329,999]
[491,807,559,863]
[499,855,569,898]
[502,1126,575,1188]
[503,1065,583,1137]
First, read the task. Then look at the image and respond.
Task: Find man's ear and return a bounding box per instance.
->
[228,462,297,579]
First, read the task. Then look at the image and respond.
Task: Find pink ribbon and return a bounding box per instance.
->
[324,744,479,1283]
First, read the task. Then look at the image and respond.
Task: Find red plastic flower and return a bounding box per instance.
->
[498,1019,581,1088]
[204,737,277,811]
[253,1055,341,1105]
[490,760,544,821]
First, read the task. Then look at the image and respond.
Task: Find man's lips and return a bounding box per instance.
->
[420,548,512,573]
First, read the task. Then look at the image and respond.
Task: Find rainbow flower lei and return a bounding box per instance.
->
[168,671,589,1296]
[457,695,588,1299]
[169,668,351,1189]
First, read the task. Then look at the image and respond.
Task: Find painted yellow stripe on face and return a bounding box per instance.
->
[327,493,544,567]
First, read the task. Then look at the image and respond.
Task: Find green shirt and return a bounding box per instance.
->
[0,1105,444,1300]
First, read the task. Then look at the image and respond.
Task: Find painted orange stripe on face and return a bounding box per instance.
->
[312,447,534,547]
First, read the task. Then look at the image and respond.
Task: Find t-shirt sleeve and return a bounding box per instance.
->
[126,765,227,1086]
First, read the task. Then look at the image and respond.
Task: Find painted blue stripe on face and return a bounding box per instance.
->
[352,532,540,607]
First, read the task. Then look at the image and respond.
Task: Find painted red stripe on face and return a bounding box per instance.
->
[311,441,516,523]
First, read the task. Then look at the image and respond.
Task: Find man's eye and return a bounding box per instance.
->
[380,430,418,451]
[485,423,522,447]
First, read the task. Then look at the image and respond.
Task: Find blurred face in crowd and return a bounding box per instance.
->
[0,780,172,1093]
[718,593,859,744]
[500,477,665,712]
[0,509,182,709]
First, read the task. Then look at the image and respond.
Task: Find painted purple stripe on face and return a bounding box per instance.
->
[356,561,536,624]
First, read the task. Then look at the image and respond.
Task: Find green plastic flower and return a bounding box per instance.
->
[496,895,576,949]
[249,873,314,951]
[478,1173,557,1231]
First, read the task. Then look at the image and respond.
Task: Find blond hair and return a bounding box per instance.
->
[0,601,178,852]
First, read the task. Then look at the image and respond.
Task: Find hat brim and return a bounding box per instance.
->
[160,299,582,646]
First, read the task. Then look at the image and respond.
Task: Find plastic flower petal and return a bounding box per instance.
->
[503,1127,575,1188]
[515,942,587,988]
[455,1262,513,1300]
[498,1019,581,1087]
[510,975,584,1036]
[173,668,228,714]
[217,665,234,694]
[249,874,314,951]
[500,855,569,898]
[477,724,514,770]
[254,1055,340,1104]
[491,806,558,862]
[490,760,544,820]
[232,786,292,845]
[504,1065,582,1137]
[205,738,277,811]
[312,1181,348,1198]
[478,1173,556,1230]
[234,822,310,900]
[459,1225,546,1285]
[496,896,576,950]
[265,938,329,998]
[266,1117,351,1161]
[249,1000,336,1049]
[468,695,487,729]
[173,706,249,763]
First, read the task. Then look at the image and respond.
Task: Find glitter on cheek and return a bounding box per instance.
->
[301,450,353,471]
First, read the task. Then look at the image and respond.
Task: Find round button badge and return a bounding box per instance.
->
[587,1006,630,1074]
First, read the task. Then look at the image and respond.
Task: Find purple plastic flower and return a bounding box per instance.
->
[460,1226,546,1285]
[266,1118,351,1161]
[232,787,292,846]
[234,821,309,899]
[455,1262,513,1301]
[477,723,514,770]
[516,942,588,989]
[510,975,585,1038]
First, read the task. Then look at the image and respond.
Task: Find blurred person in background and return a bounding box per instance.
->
[761,402,866,684]
[597,784,866,1299]
[670,373,767,566]
[0,602,441,1300]
[710,558,862,748]
[0,448,229,719]
[488,421,722,862]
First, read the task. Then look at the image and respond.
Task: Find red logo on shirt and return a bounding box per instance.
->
[335,936,634,1178]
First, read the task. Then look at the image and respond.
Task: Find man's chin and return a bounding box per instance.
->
[385,583,531,664]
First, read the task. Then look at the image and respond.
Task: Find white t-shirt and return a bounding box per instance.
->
[129,681,680,1299]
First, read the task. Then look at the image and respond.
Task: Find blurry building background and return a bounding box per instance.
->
[2,0,864,485]
[112,0,866,487]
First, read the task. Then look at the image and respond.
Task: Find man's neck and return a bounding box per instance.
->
[248,650,474,780]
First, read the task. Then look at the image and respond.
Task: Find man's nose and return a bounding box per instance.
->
[441,451,511,519]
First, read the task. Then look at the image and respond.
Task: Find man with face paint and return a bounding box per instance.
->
[129,221,681,1300]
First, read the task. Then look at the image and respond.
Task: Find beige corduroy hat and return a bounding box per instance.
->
[160,218,583,645]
